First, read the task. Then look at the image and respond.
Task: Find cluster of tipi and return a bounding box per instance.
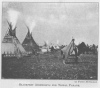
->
[2,21,76,59]
[2,21,40,58]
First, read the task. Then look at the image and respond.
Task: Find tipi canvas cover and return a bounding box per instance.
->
[22,27,39,54]
[61,39,76,59]
[2,22,26,58]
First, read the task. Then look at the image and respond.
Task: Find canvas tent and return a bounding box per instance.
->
[2,22,26,58]
[61,38,77,60]
[22,27,39,54]
[40,41,50,53]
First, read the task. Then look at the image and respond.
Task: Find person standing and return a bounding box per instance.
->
[74,47,78,63]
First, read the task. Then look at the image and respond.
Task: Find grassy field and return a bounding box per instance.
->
[2,50,98,80]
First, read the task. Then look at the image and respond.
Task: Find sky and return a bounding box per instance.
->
[2,2,99,46]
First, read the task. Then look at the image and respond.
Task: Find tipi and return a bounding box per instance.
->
[22,26,39,54]
[2,21,26,58]
[61,38,78,63]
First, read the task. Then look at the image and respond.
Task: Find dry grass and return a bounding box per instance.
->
[2,50,98,80]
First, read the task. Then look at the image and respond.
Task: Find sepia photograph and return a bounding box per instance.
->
[1,2,99,81]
